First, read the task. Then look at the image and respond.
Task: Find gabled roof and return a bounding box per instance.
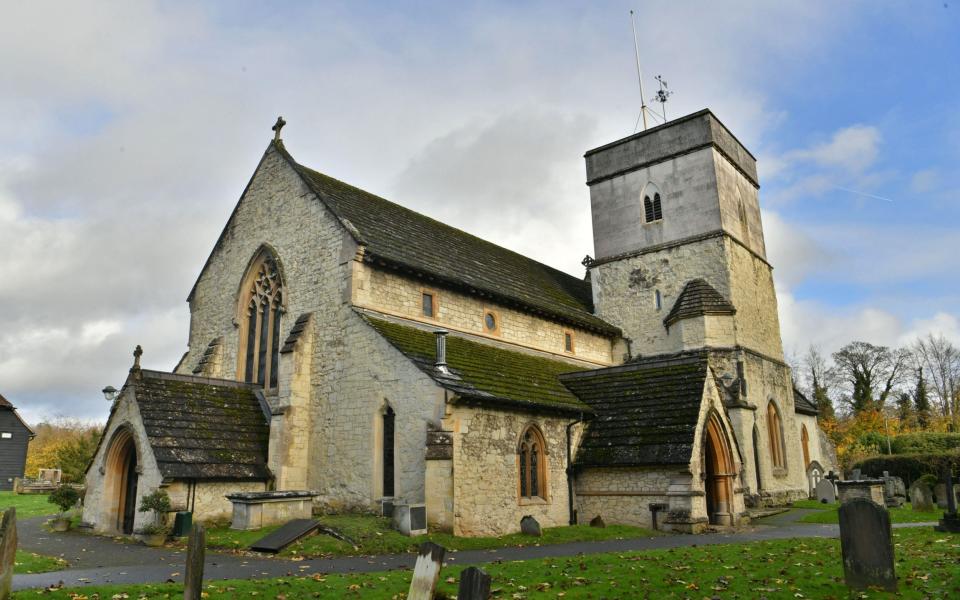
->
[273,143,619,336]
[663,278,736,327]
[561,352,710,467]
[0,392,34,436]
[133,370,270,481]
[793,386,819,416]
[364,315,591,414]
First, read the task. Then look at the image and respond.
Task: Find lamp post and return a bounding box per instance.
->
[102,385,118,403]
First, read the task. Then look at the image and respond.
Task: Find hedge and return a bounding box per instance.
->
[855,432,960,456]
[853,451,960,487]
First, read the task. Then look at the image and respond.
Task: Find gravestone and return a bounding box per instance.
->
[909,482,934,512]
[815,478,836,504]
[851,468,862,481]
[183,524,205,600]
[935,468,960,533]
[838,498,896,592]
[457,566,492,600]
[881,473,906,508]
[407,542,445,600]
[589,515,606,528]
[933,484,960,509]
[0,508,16,600]
[520,515,542,537]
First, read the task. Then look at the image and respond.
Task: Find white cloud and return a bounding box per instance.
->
[789,125,881,174]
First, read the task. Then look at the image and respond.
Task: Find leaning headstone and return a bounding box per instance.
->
[909,482,934,512]
[838,498,896,592]
[520,515,542,537]
[815,478,836,504]
[881,474,906,508]
[407,542,445,600]
[183,523,206,600]
[457,566,492,600]
[589,515,606,528]
[0,507,16,600]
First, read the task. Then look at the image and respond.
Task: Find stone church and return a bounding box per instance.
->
[83,109,835,536]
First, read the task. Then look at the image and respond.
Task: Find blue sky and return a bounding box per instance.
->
[0,1,957,422]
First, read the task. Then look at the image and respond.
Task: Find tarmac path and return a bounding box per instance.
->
[12,511,936,591]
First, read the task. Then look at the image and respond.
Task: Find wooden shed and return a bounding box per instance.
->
[0,393,34,491]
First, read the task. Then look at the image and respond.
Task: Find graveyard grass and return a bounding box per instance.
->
[180,515,659,557]
[0,492,55,519]
[13,550,66,574]
[795,500,941,524]
[16,527,959,599]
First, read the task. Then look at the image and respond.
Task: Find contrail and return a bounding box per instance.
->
[831,186,894,202]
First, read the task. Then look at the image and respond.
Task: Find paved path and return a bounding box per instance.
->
[12,512,937,591]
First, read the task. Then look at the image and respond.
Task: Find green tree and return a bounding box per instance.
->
[55,429,102,483]
[832,341,911,414]
[914,367,931,428]
[896,391,915,425]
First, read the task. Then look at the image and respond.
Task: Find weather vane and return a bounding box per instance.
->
[651,75,673,122]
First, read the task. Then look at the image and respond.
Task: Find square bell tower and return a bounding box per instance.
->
[584,109,784,362]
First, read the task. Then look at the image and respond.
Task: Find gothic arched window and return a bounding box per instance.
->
[238,249,283,389]
[767,401,786,470]
[518,425,547,500]
[643,183,663,223]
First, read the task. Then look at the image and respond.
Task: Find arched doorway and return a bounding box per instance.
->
[103,428,139,534]
[702,412,735,526]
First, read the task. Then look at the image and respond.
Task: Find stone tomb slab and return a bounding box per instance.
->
[226,490,317,530]
[250,519,321,553]
[838,498,897,592]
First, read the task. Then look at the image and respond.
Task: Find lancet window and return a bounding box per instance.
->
[518,426,547,500]
[239,250,283,389]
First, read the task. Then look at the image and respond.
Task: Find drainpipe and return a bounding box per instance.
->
[566,413,585,525]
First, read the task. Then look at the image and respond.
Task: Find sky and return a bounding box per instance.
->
[1,1,958,424]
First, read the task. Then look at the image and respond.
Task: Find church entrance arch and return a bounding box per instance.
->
[702,412,735,526]
[103,427,140,534]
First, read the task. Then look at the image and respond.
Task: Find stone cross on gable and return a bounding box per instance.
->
[132,345,143,369]
[272,116,286,142]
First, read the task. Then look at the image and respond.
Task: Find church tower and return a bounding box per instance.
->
[586,110,809,504]
[586,109,783,362]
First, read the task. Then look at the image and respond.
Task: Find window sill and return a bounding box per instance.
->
[518,496,549,506]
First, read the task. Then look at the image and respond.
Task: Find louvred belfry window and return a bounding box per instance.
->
[643,183,663,223]
[239,251,283,389]
[518,426,547,500]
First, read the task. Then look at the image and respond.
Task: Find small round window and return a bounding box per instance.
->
[484,313,497,331]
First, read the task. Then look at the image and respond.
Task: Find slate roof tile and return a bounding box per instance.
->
[277,144,619,337]
[663,279,736,327]
[794,386,819,416]
[133,370,270,481]
[364,315,591,414]
[561,353,709,467]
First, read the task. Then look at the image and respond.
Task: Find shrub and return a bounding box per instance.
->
[48,485,80,516]
[890,432,960,455]
[138,489,171,535]
[854,451,960,487]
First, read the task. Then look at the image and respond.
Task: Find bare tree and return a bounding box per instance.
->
[832,341,911,413]
[913,334,960,421]
[803,345,837,419]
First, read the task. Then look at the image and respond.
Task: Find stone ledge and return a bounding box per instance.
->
[226,490,318,503]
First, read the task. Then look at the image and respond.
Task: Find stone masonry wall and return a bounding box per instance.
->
[164,480,267,524]
[443,404,585,537]
[309,310,447,512]
[83,390,162,534]
[574,468,674,529]
[353,264,614,366]
[592,236,729,356]
[724,238,784,360]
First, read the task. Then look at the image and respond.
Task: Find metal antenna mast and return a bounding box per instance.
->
[630,10,649,132]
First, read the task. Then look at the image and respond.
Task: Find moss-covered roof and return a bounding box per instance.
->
[364,316,591,414]
[793,386,819,416]
[133,370,271,481]
[663,279,736,327]
[561,353,709,467]
[276,144,618,337]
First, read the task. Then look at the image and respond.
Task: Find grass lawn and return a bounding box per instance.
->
[13,549,66,574]
[182,515,658,558]
[17,527,960,599]
[0,491,55,518]
[798,501,942,524]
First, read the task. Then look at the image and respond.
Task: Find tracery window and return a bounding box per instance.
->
[643,183,663,223]
[238,250,283,388]
[767,401,786,470]
[518,425,547,500]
